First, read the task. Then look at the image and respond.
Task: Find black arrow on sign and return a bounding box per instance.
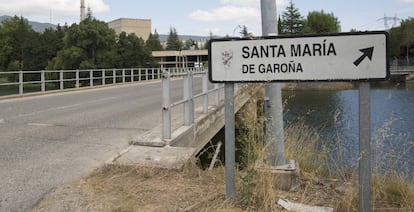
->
[353,47,374,67]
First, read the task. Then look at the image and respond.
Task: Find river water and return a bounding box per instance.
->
[283,82,414,178]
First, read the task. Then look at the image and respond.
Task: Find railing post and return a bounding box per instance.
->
[184,71,194,125]
[152,68,155,80]
[76,69,80,88]
[60,70,64,90]
[214,84,220,106]
[162,72,171,140]
[202,72,208,114]
[19,70,23,95]
[131,69,134,82]
[122,69,125,83]
[102,70,106,85]
[112,69,116,84]
[138,69,141,81]
[90,70,93,87]
[41,70,45,92]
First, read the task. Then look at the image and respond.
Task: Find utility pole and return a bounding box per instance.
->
[378,14,400,31]
[261,0,287,166]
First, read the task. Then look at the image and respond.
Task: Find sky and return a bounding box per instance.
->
[0,0,413,36]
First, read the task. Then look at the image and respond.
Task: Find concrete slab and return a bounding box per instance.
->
[255,160,300,191]
[110,145,196,169]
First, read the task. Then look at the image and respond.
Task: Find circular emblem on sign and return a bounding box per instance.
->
[221,50,233,69]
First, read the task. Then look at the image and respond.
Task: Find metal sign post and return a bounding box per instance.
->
[359,82,371,212]
[224,83,235,200]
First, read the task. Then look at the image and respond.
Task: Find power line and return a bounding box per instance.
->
[377,13,400,30]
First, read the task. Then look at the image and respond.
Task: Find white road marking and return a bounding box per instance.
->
[27,123,54,127]
[8,96,119,121]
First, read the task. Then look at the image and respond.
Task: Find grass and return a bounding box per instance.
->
[233,91,414,211]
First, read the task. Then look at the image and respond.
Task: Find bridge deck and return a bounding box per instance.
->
[110,84,264,169]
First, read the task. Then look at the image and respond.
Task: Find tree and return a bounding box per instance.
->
[165,27,182,51]
[279,0,304,34]
[145,29,163,51]
[389,18,414,61]
[0,16,39,71]
[239,25,253,38]
[33,25,67,70]
[303,11,341,33]
[183,39,198,50]
[113,32,155,68]
[48,19,117,69]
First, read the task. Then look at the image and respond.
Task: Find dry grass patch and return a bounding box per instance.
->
[80,163,228,211]
[32,163,233,212]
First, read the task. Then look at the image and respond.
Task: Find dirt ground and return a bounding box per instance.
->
[30,161,360,212]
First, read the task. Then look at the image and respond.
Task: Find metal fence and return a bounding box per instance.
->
[0,68,189,96]
[391,58,414,67]
[390,65,414,72]
[162,68,224,140]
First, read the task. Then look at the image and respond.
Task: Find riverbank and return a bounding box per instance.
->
[30,158,414,211]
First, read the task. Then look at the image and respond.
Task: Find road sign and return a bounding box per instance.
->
[209,31,389,82]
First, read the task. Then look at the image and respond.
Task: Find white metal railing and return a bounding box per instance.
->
[390,65,414,72]
[162,68,224,140]
[0,68,174,96]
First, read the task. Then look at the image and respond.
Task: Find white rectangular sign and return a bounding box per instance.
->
[209,32,389,82]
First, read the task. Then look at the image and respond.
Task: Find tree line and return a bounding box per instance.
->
[278,1,341,34]
[0,15,170,72]
[0,1,412,72]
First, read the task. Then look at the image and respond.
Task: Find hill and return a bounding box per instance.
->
[158,34,209,42]
[0,15,210,41]
[0,15,56,32]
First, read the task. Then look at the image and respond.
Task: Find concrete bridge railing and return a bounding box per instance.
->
[0,68,188,96]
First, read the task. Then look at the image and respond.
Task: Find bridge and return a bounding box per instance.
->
[0,68,262,211]
[390,66,414,81]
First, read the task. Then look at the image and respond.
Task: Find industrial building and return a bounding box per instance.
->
[152,50,208,69]
[108,18,152,41]
[80,1,207,68]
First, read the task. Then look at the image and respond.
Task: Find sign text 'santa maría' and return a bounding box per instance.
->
[241,40,337,75]
[242,41,337,58]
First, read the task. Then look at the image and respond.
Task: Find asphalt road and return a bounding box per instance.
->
[0,78,203,212]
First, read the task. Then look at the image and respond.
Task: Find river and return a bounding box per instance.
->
[283,82,414,178]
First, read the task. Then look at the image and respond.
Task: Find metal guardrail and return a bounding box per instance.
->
[162,68,224,140]
[0,68,185,96]
[390,65,414,72]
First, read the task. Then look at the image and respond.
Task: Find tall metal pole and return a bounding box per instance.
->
[359,82,371,212]
[261,0,286,166]
[225,83,235,200]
